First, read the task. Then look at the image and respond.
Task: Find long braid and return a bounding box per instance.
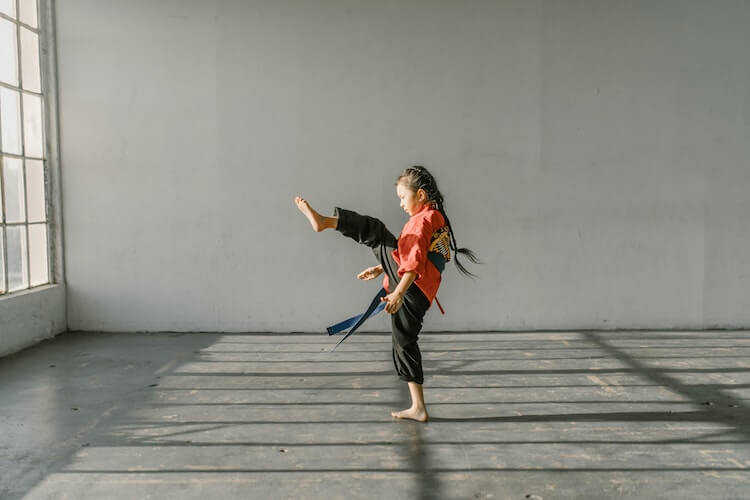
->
[397,166,480,278]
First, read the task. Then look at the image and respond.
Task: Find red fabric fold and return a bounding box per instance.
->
[383,205,446,306]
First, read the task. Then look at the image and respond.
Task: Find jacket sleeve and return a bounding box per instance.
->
[397,217,432,280]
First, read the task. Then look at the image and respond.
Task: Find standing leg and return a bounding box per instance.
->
[390,285,430,422]
[395,383,428,421]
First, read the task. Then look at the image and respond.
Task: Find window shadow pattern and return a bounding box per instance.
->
[16,330,750,499]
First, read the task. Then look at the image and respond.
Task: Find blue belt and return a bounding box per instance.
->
[326,287,387,351]
[326,252,445,351]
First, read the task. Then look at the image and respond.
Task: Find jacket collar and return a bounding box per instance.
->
[413,202,437,216]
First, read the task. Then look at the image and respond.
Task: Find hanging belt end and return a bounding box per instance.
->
[435,296,445,315]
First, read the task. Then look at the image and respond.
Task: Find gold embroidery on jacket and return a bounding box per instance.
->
[428,227,451,262]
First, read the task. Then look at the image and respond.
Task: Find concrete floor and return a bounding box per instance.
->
[1,330,749,500]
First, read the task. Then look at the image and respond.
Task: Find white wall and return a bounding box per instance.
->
[55,0,750,332]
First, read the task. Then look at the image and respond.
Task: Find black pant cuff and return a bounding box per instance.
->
[399,375,424,385]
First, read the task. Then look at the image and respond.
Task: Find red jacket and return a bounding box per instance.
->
[383,204,446,305]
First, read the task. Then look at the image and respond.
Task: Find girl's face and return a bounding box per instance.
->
[397,182,427,216]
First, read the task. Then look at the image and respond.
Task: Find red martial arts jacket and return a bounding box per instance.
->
[383,204,446,305]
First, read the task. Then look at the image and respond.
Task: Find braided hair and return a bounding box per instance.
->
[396,165,480,278]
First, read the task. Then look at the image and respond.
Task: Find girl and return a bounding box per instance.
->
[295,165,478,422]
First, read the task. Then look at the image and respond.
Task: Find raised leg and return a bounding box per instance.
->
[334,207,404,286]
[295,197,338,232]
[334,207,398,249]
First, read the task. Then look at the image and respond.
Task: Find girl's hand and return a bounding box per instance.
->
[357,265,383,280]
[381,292,404,314]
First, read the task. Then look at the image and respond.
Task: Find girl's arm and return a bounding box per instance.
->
[382,271,417,314]
[393,271,417,297]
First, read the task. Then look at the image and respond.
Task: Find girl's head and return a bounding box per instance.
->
[396,181,427,216]
[396,166,441,214]
[396,165,480,278]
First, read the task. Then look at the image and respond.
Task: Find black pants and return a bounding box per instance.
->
[334,207,430,385]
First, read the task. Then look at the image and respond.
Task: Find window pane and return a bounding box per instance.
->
[25,159,45,222]
[19,0,37,29]
[7,225,28,291]
[1,88,23,154]
[20,27,41,93]
[3,156,25,222]
[0,229,5,293]
[0,18,18,86]
[22,92,43,158]
[0,0,15,18]
[28,223,47,286]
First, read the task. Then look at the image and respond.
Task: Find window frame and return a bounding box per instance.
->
[0,0,63,297]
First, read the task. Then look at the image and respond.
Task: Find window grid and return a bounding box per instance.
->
[0,12,38,33]
[0,0,49,296]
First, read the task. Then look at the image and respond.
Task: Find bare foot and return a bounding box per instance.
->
[391,407,429,422]
[295,196,327,232]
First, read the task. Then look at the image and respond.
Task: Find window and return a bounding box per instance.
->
[0,0,49,294]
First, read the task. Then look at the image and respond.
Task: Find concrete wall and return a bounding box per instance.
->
[0,285,66,356]
[55,0,750,332]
